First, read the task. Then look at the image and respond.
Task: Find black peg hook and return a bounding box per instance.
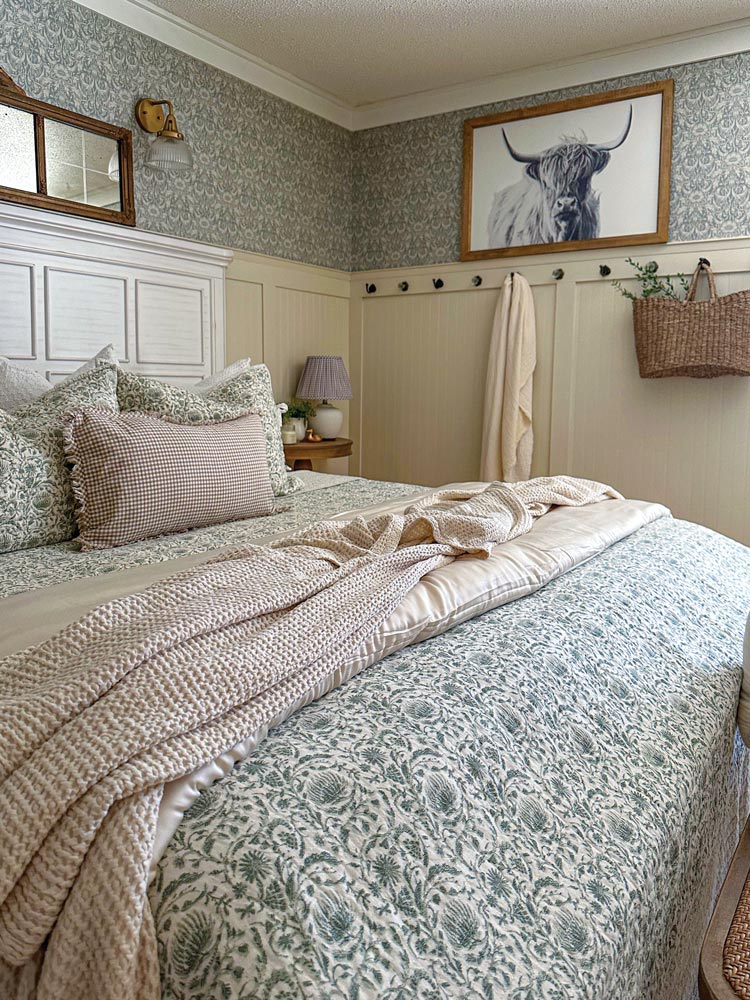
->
[552,268,564,281]
[599,264,611,277]
[432,277,444,289]
[471,275,482,286]
[398,281,409,292]
[365,283,377,294]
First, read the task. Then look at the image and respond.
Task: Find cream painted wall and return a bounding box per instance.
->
[225,251,352,473]
[350,238,750,546]
[350,285,554,487]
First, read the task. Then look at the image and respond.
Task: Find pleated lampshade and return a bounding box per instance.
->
[296,355,352,401]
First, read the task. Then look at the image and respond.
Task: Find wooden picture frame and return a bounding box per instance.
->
[0,70,135,227]
[461,80,673,261]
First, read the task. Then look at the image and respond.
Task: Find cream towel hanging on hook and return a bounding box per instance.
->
[480,272,536,482]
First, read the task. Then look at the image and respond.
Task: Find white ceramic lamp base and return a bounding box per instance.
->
[309,403,343,440]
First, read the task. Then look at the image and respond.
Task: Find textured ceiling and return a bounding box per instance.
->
[146,0,748,106]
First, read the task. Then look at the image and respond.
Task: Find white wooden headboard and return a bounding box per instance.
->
[0,202,232,384]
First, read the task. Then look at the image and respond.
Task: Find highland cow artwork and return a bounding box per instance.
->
[461,81,673,260]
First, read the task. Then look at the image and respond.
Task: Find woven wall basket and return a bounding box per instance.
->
[632,260,750,378]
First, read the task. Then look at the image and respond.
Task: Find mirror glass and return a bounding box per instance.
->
[44,119,121,210]
[0,104,36,191]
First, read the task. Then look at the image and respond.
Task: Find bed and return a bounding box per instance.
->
[2,468,750,1000]
[2,221,749,1000]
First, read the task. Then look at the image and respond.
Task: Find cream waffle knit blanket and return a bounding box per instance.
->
[0,476,619,1000]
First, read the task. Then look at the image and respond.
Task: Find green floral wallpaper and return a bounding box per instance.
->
[1,0,748,272]
[352,53,750,270]
[0,0,353,270]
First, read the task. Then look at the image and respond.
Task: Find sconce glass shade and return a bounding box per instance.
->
[145,134,193,173]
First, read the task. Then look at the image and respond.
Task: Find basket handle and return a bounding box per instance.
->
[685,258,718,301]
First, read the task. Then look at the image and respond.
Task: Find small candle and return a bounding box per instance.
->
[281,427,297,445]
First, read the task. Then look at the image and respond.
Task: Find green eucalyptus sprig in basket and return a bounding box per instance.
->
[612,258,691,301]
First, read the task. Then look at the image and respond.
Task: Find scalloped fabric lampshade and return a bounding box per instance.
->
[296,355,352,401]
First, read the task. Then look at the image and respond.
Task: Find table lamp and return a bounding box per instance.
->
[296,355,352,440]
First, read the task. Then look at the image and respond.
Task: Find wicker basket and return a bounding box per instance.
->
[632,259,750,378]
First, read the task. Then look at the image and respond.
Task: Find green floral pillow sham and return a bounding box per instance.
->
[116,366,300,496]
[0,365,119,553]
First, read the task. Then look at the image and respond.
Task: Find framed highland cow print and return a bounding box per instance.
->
[461,80,673,260]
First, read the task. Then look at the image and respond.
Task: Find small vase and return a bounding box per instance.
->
[290,417,306,442]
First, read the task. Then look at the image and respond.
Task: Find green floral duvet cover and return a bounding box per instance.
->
[150,516,750,1000]
[0,477,421,598]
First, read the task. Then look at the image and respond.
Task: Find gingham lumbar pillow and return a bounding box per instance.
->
[63,408,275,550]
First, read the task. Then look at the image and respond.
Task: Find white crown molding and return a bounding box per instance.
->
[71,0,750,131]
[352,17,750,129]
[70,0,355,129]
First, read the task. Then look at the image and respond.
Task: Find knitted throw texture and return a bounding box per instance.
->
[0,476,620,999]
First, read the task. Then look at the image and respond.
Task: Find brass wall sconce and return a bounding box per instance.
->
[135,98,193,173]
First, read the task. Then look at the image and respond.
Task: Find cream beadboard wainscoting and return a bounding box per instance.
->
[225,250,351,473]
[350,238,750,546]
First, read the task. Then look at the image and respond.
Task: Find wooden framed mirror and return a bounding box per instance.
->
[0,68,135,226]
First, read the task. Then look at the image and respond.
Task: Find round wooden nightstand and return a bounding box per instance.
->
[283,437,353,471]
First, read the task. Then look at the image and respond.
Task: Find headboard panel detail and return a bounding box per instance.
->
[0,202,232,383]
